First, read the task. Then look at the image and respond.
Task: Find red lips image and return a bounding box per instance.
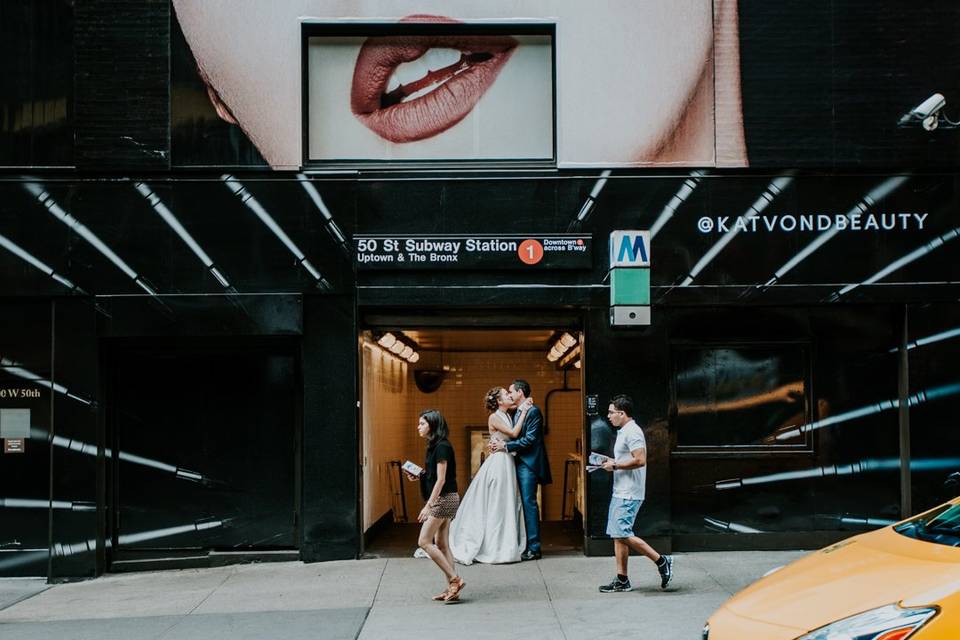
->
[351,15,518,143]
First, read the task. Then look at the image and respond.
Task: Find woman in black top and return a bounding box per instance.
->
[407,409,464,602]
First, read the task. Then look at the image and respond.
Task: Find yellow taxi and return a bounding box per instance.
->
[704,497,960,639]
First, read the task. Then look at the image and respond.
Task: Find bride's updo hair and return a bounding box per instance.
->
[484,386,504,412]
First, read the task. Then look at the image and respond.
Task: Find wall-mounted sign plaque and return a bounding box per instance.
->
[354,234,592,270]
[4,439,25,454]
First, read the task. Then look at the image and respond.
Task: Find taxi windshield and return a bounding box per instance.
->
[895,502,960,547]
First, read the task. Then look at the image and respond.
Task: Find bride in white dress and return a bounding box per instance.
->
[448,386,531,565]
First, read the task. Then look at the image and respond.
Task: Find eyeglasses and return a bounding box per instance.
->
[607,410,624,416]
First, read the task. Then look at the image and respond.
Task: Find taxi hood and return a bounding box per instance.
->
[724,528,960,630]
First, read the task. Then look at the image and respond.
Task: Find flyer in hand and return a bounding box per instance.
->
[587,452,613,473]
[402,460,424,477]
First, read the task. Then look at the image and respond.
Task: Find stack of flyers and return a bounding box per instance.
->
[587,452,613,472]
[402,460,424,477]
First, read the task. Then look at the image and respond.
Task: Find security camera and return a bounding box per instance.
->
[899,93,946,131]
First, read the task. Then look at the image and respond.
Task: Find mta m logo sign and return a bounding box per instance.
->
[609,231,651,267]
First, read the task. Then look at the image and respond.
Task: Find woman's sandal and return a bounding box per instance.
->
[442,576,465,603]
[431,588,449,601]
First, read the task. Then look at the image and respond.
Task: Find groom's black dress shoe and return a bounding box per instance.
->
[520,550,542,561]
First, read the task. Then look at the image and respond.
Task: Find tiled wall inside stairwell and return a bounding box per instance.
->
[363,342,585,530]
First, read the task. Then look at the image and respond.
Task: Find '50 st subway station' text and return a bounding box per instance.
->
[353,234,592,270]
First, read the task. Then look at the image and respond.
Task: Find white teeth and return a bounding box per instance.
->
[423,47,461,71]
[387,47,464,93]
[393,59,427,87]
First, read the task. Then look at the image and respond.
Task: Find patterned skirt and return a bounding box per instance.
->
[429,492,461,519]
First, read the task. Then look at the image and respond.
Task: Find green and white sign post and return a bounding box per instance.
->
[609,230,651,326]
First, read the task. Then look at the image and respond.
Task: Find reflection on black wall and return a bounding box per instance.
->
[50,299,99,579]
[580,304,914,547]
[688,307,899,532]
[301,296,359,562]
[0,174,955,305]
[0,0,73,166]
[907,303,960,512]
[0,179,354,299]
[584,308,670,541]
[673,346,807,447]
[669,308,902,541]
[111,344,296,552]
[0,302,52,577]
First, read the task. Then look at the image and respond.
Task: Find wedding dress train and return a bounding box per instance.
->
[448,431,526,565]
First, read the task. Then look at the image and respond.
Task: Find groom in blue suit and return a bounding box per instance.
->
[491,379,552,560]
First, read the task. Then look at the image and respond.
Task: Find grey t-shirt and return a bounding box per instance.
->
[612,420,647,501]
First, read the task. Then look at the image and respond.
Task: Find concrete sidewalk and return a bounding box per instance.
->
[0,551,805,639]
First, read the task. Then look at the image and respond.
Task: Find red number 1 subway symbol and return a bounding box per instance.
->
[518,239,544,265]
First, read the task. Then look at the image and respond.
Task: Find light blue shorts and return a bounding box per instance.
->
[606,497,642,538]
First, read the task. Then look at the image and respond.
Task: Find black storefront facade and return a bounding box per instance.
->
[2,172,959,580]
[2,2,960,581]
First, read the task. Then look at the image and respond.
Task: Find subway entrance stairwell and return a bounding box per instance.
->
[358,325,585,558]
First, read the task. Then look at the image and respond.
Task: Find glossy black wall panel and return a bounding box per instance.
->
[49,299,99,579]
[354,173,960,307]
[583,308,671,543]
[301,295,358,561]
[0,301,52,577]
[0,179,354,298]
[673,345,808,447]
[111,345,296,551]
[74,0,169,169]
[571,305,904,546]
[739,1,960,168]
[907,303,960,512]
[0,1,73,167]
[97,296,303,339]
[668,307,901,540]
[0,174,956,303]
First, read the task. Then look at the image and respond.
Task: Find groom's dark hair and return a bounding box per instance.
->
[512,379,531,398]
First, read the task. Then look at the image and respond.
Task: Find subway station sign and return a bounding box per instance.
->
[354,234,592,270]
[609,230,651,326]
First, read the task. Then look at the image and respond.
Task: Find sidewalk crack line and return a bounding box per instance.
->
[355,559,389,640]
[0,585,52,613]
[537,561,569,640]
[154,567,237,639]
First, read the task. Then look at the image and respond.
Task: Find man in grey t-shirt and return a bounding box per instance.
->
[598,394,673,593]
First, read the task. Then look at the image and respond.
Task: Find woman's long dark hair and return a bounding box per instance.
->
[420,409,449,447]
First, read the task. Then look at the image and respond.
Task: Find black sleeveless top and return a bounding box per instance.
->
[421,438,457,501]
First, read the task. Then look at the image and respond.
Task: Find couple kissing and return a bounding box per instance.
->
[449,379,552,564]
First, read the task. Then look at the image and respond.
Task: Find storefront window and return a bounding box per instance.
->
[673,345,809,449]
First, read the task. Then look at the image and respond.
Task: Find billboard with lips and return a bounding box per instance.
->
[307,25,554,162]
[171,0,960,169]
